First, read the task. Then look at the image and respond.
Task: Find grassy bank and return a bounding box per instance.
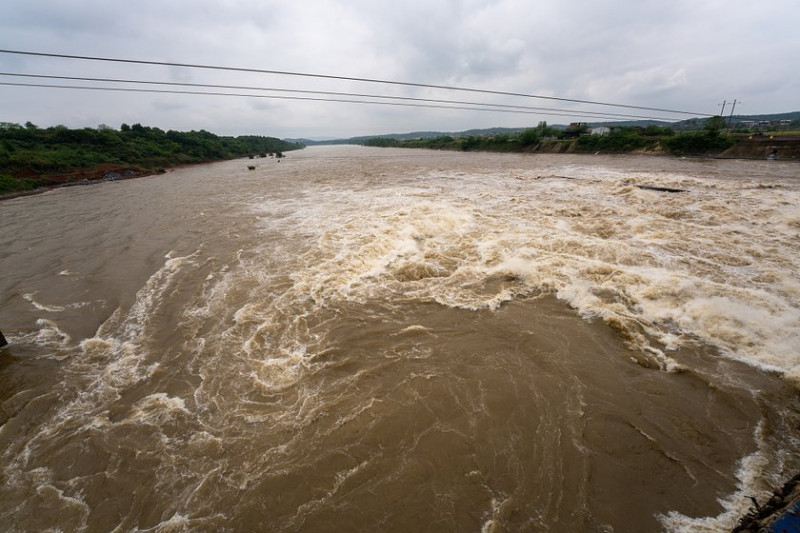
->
[0,122,303,195]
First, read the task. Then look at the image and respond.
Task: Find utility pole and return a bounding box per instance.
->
[719,100,727,116]
[726,99,738,134]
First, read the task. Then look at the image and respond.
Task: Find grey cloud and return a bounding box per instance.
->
[0,0,797,137]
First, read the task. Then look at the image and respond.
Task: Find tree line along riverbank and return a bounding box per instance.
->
[363,120,800,160]
[0,122,303,196]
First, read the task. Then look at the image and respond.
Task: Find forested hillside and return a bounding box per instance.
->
[0,122,303,194]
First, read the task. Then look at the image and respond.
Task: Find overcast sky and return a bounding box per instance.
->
[1,0,797,139]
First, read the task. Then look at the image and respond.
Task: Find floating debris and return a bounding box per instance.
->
[636,185,687,193]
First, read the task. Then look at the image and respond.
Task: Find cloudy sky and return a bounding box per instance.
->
[1,0,797,139]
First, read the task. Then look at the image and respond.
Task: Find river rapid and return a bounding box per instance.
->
[1,146,798,532]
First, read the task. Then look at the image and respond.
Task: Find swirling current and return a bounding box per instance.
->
[1,146,798,532]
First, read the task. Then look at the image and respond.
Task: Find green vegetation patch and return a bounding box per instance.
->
[0,122,303,192]
[575,127,654,152]
[664,132,736,154]
[364,122,561,152]
[364,119,740,157]
[0,174,41,194]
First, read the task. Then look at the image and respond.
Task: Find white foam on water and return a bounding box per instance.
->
[59,250,204,393]
[248,348,309,393]
[393,325,435,337]
[658,421,790,532]
[5,250,204,455]
[4,152,797,531]
[481,493,513,533]
[287,459,372,530]
[22,292,93,314]
[248,166,800,380]
[128,393,190,423]
[121,251,200,339]
[23,292,66,313]
[130,512,227,533]
[7,319,76,358]
[133,513,190,533]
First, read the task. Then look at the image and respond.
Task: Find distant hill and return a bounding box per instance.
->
[286,112,799,146]
[294,127,544,146]
[672,111,800,130]
[585,120,673,128]
[729,111,800,122]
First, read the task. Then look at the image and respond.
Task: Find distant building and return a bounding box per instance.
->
[563,122,589,138]
[591,126,610,136]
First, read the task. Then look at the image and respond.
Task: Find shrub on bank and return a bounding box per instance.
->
[665,132,736,155]
[576,130,652,152]
[0,174,40,194]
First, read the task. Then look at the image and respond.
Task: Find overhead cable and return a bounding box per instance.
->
[2,81,674,122]
[0,49,714,117]
[0,72,685,122]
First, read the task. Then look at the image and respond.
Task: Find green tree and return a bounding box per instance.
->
[518,129,541,146]
[0,123,303,193]
[537,121,557,137]
[704,116,726,137]
[643,125,674,136]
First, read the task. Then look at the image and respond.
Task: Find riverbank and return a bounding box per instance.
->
[364,132,800,161]
[719,135,800,160]
[0,122,304,198]
[0,163,162,201]
[545,135,800,160]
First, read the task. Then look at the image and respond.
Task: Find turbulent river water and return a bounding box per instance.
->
[1,146,799,532]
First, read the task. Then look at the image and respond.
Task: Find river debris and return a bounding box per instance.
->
[636,185,687,193]
[536,174,578,180]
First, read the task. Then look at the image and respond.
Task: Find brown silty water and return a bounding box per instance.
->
[1,146,798,532]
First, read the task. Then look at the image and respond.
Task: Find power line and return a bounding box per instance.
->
[0,49,714,117]
[2,81,669,122]
[0,72,687,122]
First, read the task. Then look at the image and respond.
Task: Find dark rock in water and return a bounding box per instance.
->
[103,171,123,181]
[733,473,800,532]
[0,330,7,347]
[636,185,687,193]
